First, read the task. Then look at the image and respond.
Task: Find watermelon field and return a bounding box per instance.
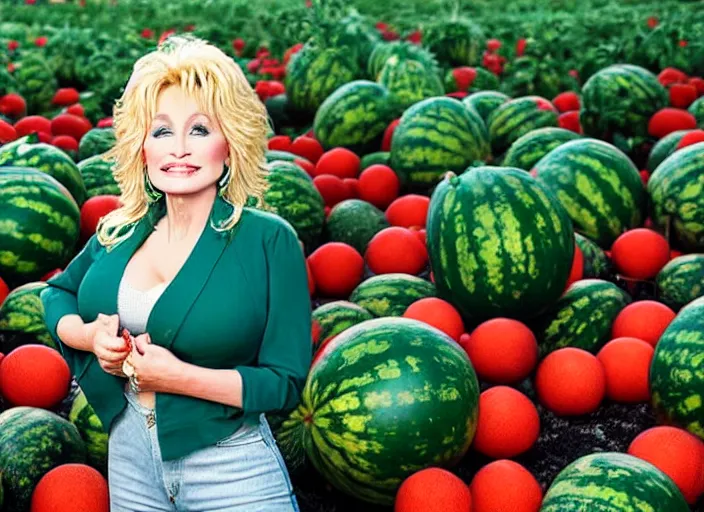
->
[1,0,704,510]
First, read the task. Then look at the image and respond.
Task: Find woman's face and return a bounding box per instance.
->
[143,85,229,198]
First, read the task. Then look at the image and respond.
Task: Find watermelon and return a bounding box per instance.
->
[533,138,646,248]
[367,41,440,81]
[325,199,389,255]
[656,254,704,311]
[0,406,87,512]
[360,151,391,170]
[427,167,574,322]
[462,90,509,123]
[422,19,485,68]
[531,279,631,358]
[13,53,58,116]
[647,142,704,252]
[311,300,374,351]
[68,387,109,477]
[76,153,120,198]
[540,452,689,511]
[284,43,359,119]
[0,167,81,287]
[646,130,692,172]
[502,127,582,171]
[313,80,400,155]
[77,127,116,161]
[486,96,559,157]
[650,295,704,440]
[265,150,313,168]
[390,96,490,191]
[579,64,668,141]
[377,57,445,111]
[263,160,325,252]
[689,97,704,127]
[575,233,612,280]
[0,134,87,206]
[0,281,54,350]
[349,273,436,317]
[280,317,480,505]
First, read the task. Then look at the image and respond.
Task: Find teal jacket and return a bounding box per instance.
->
[40,195,312,461]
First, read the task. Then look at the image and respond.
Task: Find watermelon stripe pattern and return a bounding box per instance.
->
[77,154,120,198]
[646,130,691,172]
[575,233,612,280]
[650,295,704,440]
[312,300,374,351]
[540,452,690,512]
[0,167,81,287]
[0,281,55,349]
[487,96,559,156]
[647,141,704,252]
[377,57,445,111]
[390,97,490,191]
[427,167,574,322]
[534,138,645,247]
[502,127,582,171]
[349,273,436,317]
[462,90,509,123]
[656,254,704,311]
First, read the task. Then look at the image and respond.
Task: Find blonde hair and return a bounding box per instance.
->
[97,34,270,248]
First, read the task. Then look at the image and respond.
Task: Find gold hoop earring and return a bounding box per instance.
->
[217,165,231,195]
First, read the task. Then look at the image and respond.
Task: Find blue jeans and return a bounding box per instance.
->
[108,390,300,511]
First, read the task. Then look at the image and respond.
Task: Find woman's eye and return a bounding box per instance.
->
[192,124,209,136]
[152,127,170,137]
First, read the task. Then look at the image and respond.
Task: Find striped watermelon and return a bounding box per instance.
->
[13,53,57,116]
[650,295,704,440]
[265,150,313,168]
[349,273,436,317]
[689,97,704,126]
[579,64,668,141]
[462,90,509,123]
[325,199,389,255]
[646,130,691,172]
[313,80,400,155]
[0,135,87,206]
[502,127,582,171]
[77,153,120,198]
[427,167,574,322]
[533,138,646,248]
[0,407,87,512]
[647,142,704,252]
[285,43,359,118]
[263,160,325,252]
[540,452,689,511]
[486,96,559,157]
[377,57,445,111]
[575,233,612,280]
[0,281,54,350]
[422,19,484,68]
[279,317,480,505]
[311,300,374,351]
[390,96,490,191]
[0,168,81,287]
[656,254,704,311]
[367,41,440,80]
[68,388,108,477]
[531,279,631,358]
[77,127,116,161]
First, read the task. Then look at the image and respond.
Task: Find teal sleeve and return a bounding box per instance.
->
[235,222,313,414]
[40,234,101,380]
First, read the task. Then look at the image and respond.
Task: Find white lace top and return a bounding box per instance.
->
[117,275,167,335]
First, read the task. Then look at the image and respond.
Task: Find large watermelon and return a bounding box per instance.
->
[0,167,81,287]
[427,166,574,322]
[349,273,436,317]
[502,127,582,171]
[650,295,704,440]
[377,57,445,111]
[263,160,325,252]
[367,41,440,80]
[579,64,668,141]
[0,135,87,206]
[313,80,400,155]
[390,96,490,191]
[68,388,109,477]
[277,317,480,505]
[0,407,87,512]
[540,452,689,511]
[0,281,54,350]
[76,153,120,198]
[533,138,646,248]
[656,254,704,311]
[486,96,559,157]
[647,141,704,252]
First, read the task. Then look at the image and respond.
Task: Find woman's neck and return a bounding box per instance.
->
[159,186,217,243]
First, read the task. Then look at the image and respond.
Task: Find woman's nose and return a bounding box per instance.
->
[170,133,190,158]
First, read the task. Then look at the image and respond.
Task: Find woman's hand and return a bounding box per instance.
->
[86,313,130,377]
[128,333,183,392]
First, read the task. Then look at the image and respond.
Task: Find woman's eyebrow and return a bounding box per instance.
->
[152,112,211,123]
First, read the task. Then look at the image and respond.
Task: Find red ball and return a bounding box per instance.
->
[565,244,584,289]
[80,195,122,244]
[552,92,580,113]
[472,386,540,459]
[382,119,400,152]
[385,194,430,228]
[31,463,110,512]
[535,347,606,416]
[611,300,676,347]
[358,164,400,210]
[289,135,324,163]
[675,129,704,150]
[611,229,670,280]
[403,297,465,342]
[14,115,51,137]
[628,426,704,504]
[648,108,698,139]
[0,119,17,144]
[596,337,654,403]
[267,135,292,151]
[0,276,9,306]
[470,460,543,512]
[463,318,538,384]
[313,174,350,208]
[394,467,472,512]
[365,227,428,275]
[307,242,364,298]
[51,134,79,154]
[50,113,92,142]
[313,147,361,179]
[0,344,72,409]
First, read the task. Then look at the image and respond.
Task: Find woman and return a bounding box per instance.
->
[40,35,311,511]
